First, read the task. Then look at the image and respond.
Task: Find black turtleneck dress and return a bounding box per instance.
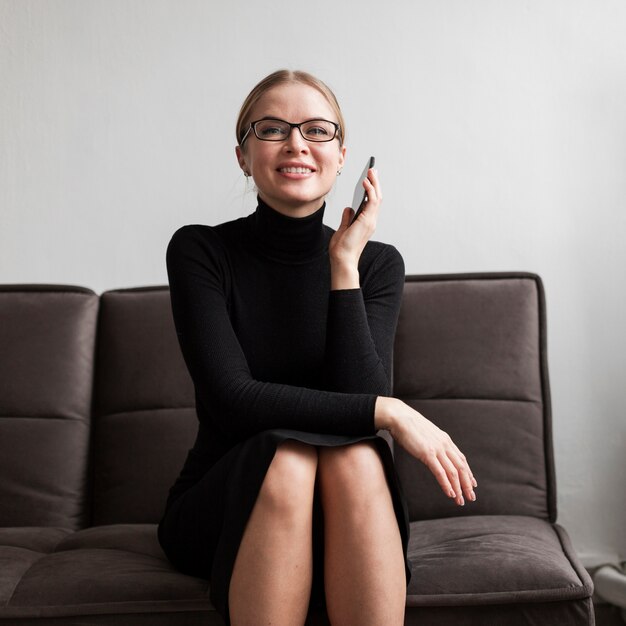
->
[157,197,410,621]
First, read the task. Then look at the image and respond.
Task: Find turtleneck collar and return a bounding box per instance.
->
[248,195,327,263]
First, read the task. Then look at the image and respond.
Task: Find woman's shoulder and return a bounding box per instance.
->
[166,218,250,278]
[168,217,248,256]
[170,215,247,241]
[168,224,224,260]
[361,239,405,274]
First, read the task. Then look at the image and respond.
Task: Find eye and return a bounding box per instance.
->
[255,120,289,139]
[261,126,285,137]
[302,120,335,140]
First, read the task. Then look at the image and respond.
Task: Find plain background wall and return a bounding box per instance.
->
[1,0,625,564]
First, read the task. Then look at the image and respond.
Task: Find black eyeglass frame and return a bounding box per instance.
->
[240,117,342,146]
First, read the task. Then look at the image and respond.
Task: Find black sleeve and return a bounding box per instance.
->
[166,225,377,441]
[324,245,405,395]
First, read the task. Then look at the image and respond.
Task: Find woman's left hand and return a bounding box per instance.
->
[328,168,382,289]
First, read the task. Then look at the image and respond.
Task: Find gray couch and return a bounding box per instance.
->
[0,273,594,625]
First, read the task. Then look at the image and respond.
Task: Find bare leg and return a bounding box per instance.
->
[228,440,318,626]
[318,442,406,626]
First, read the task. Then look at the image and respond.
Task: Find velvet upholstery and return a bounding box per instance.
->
[393,275,554,522]
[0,286,98,529]
[0,276,593,624]
[92,288,197,525]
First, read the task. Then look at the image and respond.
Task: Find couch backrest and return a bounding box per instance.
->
[392,273,556,522]
[0,285,98,529]
[0,275,556,529]
[90,286,196,525]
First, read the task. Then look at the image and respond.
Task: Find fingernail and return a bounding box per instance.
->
[459,496,465,506]
[449,489,456,498]
[472,478,478,488]
[470,491,476,502]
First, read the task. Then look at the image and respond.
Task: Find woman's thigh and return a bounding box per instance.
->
[158,435,319,579]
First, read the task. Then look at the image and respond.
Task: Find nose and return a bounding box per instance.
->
[283,127,309,153]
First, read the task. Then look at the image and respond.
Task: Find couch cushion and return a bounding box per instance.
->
[393,274,555,522]
[0,286,98,529]
[92,287,197,525]
[0,519,592,625]
[0,524,216,624]
[403,515,594,625]
[0,528,72,605]
[395,398,549,520]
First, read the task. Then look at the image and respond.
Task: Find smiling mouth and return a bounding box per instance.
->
[278,167,314,174]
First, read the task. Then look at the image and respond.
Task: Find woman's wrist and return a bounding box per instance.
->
[374,396,402,432]
[330,260,360,290]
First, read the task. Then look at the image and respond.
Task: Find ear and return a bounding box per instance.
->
[235,145,250,176]
[337,144,347,172]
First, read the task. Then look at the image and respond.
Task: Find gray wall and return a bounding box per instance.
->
[1,0,625,565]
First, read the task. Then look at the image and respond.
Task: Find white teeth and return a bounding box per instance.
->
[279,167,313,174]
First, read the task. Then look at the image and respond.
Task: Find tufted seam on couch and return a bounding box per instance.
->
[97,406,196,419]
[399,396,542,404]
[405,586,594,607]
[4,550,45,608]
[5,527,76,604]
[0,597,212,619]
[0,285,96,295]
[1,414,89,423]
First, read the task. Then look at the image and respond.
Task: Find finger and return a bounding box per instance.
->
[448,442,478,489]
[367,168,383,202]
[445,449,477,503]
[423,454,458,501]
[362,177,376,203]
[446,444,478,488]
[362,184,381,225]
[439,453,465,506]
[359,179,380,229]
[338,206,354,231]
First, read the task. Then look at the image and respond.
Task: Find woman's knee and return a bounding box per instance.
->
[318,441,389,501]
[257,441,318,515]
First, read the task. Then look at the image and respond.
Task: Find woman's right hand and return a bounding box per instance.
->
[328,168,382,291]
[375,397,477,506]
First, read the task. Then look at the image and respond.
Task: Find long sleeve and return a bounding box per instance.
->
[166,225,378,442]
[324,245,405,395]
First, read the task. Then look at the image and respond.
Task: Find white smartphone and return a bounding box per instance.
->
[349,156,376,225]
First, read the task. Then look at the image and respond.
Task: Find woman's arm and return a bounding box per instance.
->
[324,169,403,395]
[324,245,404,395]
[327,169,477,506]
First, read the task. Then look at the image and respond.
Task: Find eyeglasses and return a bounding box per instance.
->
[240,118,341,145]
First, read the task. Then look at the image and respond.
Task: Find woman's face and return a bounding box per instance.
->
[236,82,346,217]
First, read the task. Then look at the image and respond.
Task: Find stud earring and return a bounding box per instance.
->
[336,169,342,176]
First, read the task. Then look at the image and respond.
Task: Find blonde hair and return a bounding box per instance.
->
[236,70,346,147]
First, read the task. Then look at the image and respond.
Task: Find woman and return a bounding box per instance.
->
[158,69,477,626]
